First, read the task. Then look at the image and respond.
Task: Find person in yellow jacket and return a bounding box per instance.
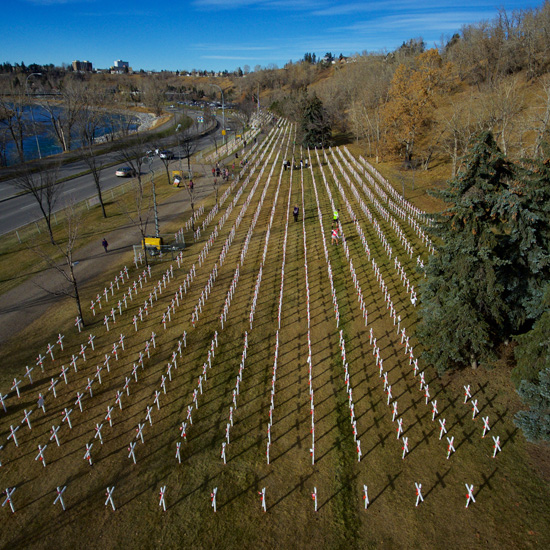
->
[333,209,339,227]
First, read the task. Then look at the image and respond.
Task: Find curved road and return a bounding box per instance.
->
[0,112,225,235]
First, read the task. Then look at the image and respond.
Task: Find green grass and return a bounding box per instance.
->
[0,126,548,550]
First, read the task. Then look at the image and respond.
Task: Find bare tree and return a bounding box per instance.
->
[31,203,85,324]
[177,123,197,178]
[118,181,153,266]
[40,76,86,152]
[185,180,198,233]
[115,135,152,193]
[12,164,61,244]
[82,147,107,217]
[0,79,30,163]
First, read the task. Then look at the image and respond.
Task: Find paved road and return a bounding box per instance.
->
[0,111,224,235]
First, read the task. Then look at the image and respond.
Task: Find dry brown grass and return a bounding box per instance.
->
[0,131,548,550]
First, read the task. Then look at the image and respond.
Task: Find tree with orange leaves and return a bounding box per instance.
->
[382,49,454,164]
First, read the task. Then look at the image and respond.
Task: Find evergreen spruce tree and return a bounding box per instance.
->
[418,132,514,373]
[515,365,550,442]
[300,94,331,149]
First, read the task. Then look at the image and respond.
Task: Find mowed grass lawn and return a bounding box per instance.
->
[0,122,549,550]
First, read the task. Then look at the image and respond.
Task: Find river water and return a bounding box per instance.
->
[1,105,140,166]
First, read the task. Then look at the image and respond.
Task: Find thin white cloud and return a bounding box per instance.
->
[338,10,496,33]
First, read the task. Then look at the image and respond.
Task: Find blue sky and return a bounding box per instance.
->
[1,0,544,72]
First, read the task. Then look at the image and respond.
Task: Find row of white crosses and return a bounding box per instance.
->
[354,152,434,248]
[185,204,205,231]
[91,266,132,316]
[326,148,422,308]
[463,384,502,458]
[340,147,426,259]
[323,149,442,460]
[315,149,487,507]
[219,332,248,466]
[307,151,364,462]
[325,148,498,499]
[3,120,282,421]
[0,127,286,500]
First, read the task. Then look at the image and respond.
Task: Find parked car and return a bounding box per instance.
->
[159,150,174,160]
[115,166,136,177]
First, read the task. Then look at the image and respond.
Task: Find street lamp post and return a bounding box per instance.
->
[144,156,160,238]
[25,72,43,160]
[210,84,225,145]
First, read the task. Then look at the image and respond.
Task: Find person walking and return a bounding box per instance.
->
[331,227,339,245]
[293,205,299,222]
[333,209,339,227]
[102,238,109,253]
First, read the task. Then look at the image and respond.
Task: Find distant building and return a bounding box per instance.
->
[111,60,131,74]
[72,60,93,72]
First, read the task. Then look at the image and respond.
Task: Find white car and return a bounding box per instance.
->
[115,166,136,177]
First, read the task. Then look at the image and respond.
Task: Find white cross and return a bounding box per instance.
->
[402,437,409,459]
[211,487,217,512]
[105,487,115,510]
[95,423,104,445]
[88,334,95,351]
[115,391,123,410]
[103,315,109,332]
[50,424,61,446]
[119,333,125,350]
[3,488,16,513]
[154,391,161,410]
[86,378,94,397]
[0,394,7,413]
[136,423,145,443]
[106,406,114,427]
[24,366,34,385]
[70,355,78,373]
[11,378,21,399]
[84,443,93,465]
[472,399,479,420]
[22,409,33,430]
[127,443,136,464]
[258,487,266,512]
[415,483,424,506]
[79,344,87,362]
[145,406,153,426]
[54,486,66,511]
[482,416,490,438]
[124,377,130,396]
[38,393,45,413]
[465,484,476,507]
[179,421,187,440]
[46,343,55,361]
[62,408,73,429]
[75,392,83,412]
[363,485,369,510]
[159,486,167,511]
[61,365,69,384]
[221,442,226,464]
[49,378,58,398]
[57,333,65,350]
[35,444,48,467]
[431,400,438,421]
[75,316,82,332]
[447,436,455,459]
[492,435,501,458]
[36,353,45,372]
[439,418,447,440]
[464,385,471,403]
[8,425,20,447]
[396,417,403,439]
[312,487,318,512]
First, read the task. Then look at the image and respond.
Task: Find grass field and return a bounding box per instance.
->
[0,121,549,550]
